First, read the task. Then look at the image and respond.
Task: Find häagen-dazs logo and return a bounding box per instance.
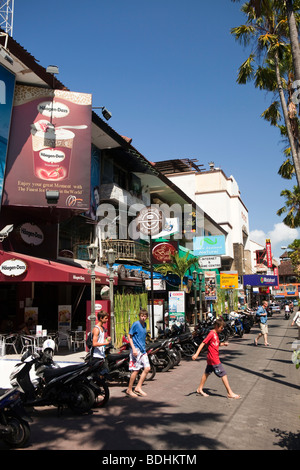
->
[38,101,70,118]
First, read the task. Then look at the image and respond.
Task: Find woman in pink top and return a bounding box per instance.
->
[192,318,240,399]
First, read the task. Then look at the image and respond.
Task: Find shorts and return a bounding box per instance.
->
[260,323,268,335]
[205,363,226,378]
[129,349,150,371]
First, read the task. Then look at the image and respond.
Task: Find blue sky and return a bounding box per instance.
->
[12,0,299,259]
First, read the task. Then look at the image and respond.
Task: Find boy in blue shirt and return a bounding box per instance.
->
[254,300,270,346]
[126,309,150,397]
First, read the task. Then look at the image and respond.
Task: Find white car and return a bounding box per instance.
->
[269,303,281,313]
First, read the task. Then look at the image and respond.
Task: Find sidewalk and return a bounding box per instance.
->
[1,314,299,450]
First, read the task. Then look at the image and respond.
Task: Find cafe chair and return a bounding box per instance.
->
[57,331,71,350]
[4,334,19,354]
[0,334,6,356]
[70,330,86,351]
[33,335,45,354]
[20,335,35,354]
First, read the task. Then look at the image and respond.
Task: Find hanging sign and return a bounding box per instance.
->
[152,241,178,264]
[199,256,221,269]
[266,239,272,268]
[0,259,27,277]
[220,271,239,289]
[193,235,225,256]
[136,206,165,236]
[19,222,44,245]
[204,271,217,300]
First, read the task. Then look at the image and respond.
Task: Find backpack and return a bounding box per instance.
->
[86,325,101,349]
[86,332,93,349]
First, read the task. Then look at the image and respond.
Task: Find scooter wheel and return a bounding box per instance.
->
[69,384,95,414]
[181,342,197,357]
[3,417,30,448]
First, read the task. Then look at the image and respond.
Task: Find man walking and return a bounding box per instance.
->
[126,309,150,397]
[254,300,270,346]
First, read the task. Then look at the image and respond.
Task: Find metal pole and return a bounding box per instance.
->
[109,266,115,348]
[193,280,197,326]
[90,261,96,331]
[150,236,154,338]
[199,273,203,323]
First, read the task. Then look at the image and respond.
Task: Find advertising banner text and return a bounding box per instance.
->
[3,86,91,210]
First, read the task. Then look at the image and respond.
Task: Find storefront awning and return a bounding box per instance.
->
[0,251,117,285]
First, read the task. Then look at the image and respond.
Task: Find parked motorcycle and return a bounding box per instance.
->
[10,339,97,414]
[82,354,110,408]
[105,347,131,383]
[0,388,31,448]
[167,336,183,366]
[146,340,174,372]
[158,323,198,358]
[105,345,156,382]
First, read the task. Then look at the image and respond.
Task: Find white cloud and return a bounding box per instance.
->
[250,223,300,258]
[268,223,299,245]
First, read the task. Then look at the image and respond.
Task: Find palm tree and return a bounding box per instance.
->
[231,0,300,81]
[287,239,300,275]
[231,0,300,187]
[277,185,300,227]
[154,251,199,290]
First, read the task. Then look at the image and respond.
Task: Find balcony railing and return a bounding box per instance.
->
[101,240,150,265]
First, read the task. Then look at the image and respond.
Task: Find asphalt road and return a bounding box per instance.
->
[1,312,299,452]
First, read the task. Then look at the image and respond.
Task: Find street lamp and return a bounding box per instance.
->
[88,243,98,332]
[193,270,198,326]
[107,248,116,347]
[198,272,203,323]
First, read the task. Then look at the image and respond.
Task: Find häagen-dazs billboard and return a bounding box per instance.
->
[2,85,91,210]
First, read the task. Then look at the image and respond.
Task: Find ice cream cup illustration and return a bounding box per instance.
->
[31,121,75,181]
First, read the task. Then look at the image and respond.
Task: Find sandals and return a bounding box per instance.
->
[134,389,147,397]
[125,390,138,397]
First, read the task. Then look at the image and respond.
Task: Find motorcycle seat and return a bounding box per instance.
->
[179,333,191,340]
[42,363,87,382]
[147,342,163,350]
[107,351,129,362]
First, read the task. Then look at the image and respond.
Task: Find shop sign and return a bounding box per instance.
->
[168,291,185,327]
[220,271,239,289]
[266,239,272,268]
[145,279,166,291]
[19,222,44,245]
[243,274,278,287]
[193,235,225,256]
[136,206,165,236]
[0,258,27,277]
[199,256,221,269]
[152,241,178,264]
[204,271,217,300]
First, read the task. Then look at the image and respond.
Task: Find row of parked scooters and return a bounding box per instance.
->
[0,308,257,448]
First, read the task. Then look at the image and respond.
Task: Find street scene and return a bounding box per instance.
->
[0,0,300,454]
[0,308,299,451]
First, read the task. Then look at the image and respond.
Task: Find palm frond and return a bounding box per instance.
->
[237,54,256,84]
[261,101,281,125]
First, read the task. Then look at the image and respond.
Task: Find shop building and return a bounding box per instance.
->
[154,159,252,276]
[0,31,226,335]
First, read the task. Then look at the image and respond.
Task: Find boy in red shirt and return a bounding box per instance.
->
[192,318,240,399]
